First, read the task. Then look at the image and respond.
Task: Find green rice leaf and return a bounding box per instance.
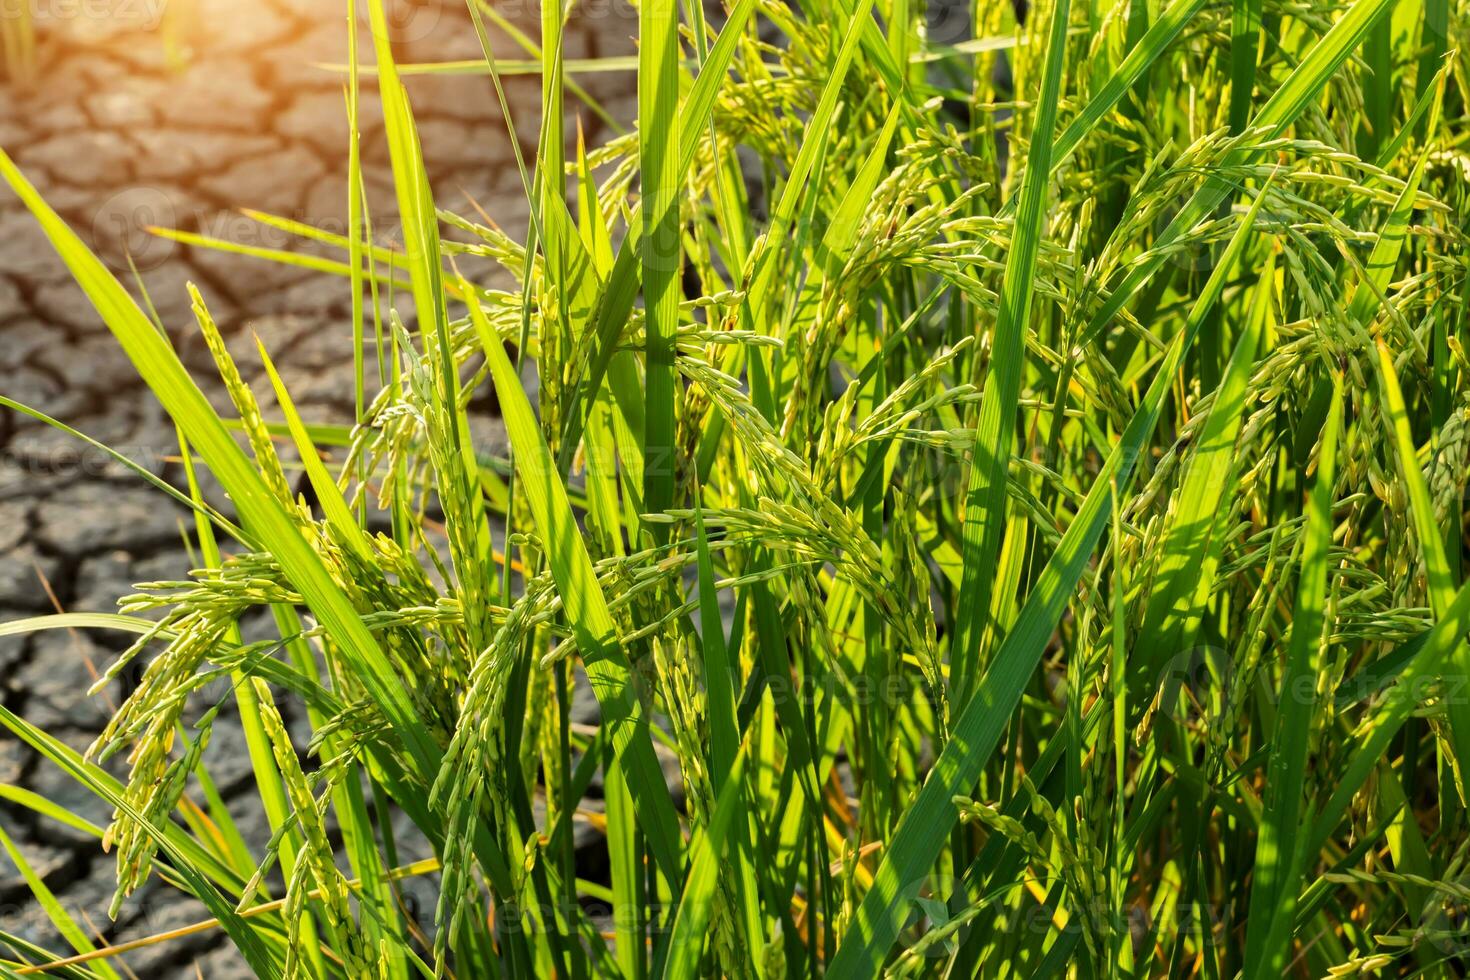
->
[829,176,1272,976]
[465,284,686,885]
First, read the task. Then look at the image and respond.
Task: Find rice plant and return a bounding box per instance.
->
[2,0,1470,974]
